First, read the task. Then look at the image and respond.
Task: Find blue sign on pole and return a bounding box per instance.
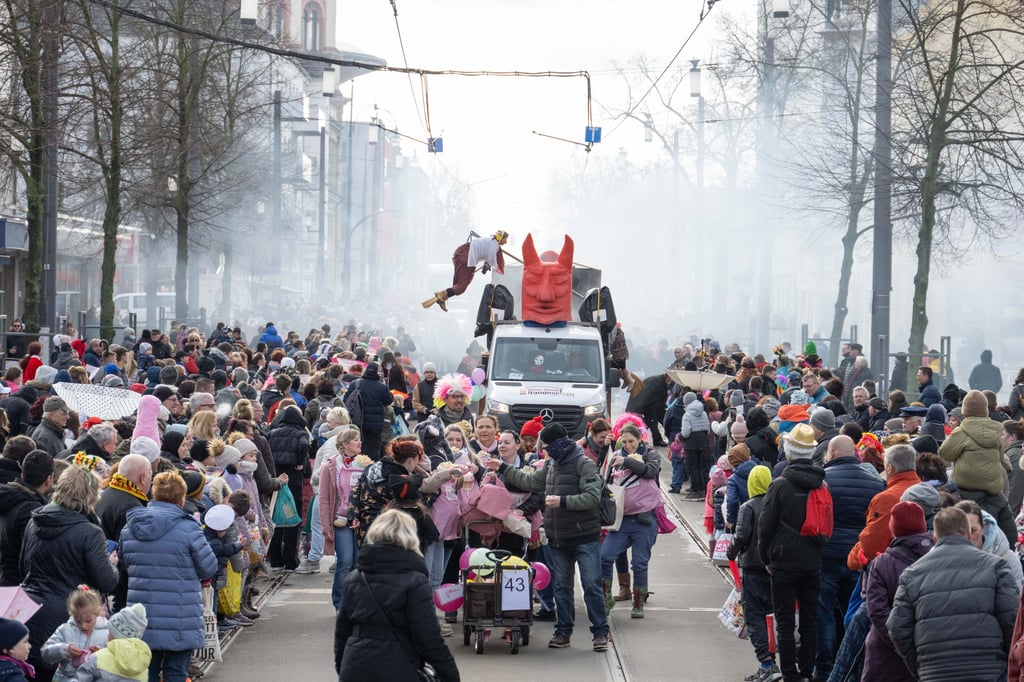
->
[585,127,602,144]
[428,137,443,153]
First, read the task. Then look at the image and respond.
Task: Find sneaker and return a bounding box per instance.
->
[533,609,556,622]
[438,620,453,637]
[754,664,782,682]
[218,617,240,629]
[592,634,609,652]
[295,559,321,574]
[269,566,285,575]
[668,488,681,494]
[231,613,255,627]
[548,632,571,648]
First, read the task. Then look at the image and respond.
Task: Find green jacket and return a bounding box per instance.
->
[940,417,1005,496]
[500,444,603,547]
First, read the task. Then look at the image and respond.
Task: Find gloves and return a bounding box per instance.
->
[481,263,491,274]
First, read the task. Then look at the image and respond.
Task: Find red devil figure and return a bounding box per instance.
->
[521,234,574,325]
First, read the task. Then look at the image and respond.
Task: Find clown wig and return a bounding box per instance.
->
[432,373,473,409]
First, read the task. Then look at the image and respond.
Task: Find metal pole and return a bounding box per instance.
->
[871,0,893,387]
[272,90,282,305]
[41,0,60,330]
[672,129,680,264]
[369,123,384,292]
[316,126,326,293]
[343,119,354,296]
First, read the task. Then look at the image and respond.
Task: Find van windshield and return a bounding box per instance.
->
[490,338,603,383]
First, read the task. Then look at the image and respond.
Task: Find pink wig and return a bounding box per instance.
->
[432,373,473,408]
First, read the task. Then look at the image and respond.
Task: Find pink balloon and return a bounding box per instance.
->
[531,561,551,590]
[471,367,486,385]
[433,583,464,613]
[459,547,475,572]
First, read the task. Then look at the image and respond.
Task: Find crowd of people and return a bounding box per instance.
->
[0,318,1023,682]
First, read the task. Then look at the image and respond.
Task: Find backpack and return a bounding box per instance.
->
[344,381,364,427]
[797,483,834,547]
[575,455,618,527]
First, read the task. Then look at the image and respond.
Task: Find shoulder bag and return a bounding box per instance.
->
[357,571,439,682]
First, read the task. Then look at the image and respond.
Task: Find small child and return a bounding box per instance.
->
[727,465,780,682]
[0,617,33,681]
[41,586,108,681]
[202,504,246,632]
[73,603,152,682]
[134,343,154,376]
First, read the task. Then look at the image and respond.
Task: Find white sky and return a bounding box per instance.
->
[335,0,729,228]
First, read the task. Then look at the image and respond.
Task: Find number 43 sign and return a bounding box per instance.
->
[501,570,531,611]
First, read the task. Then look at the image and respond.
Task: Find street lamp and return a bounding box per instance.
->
[689,59,706,314]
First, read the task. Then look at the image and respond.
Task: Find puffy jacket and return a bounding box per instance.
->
[21,504,119,677]
[0,480,47,586]
[662,400,684,441]
[118,500,218,651]
[41,616,110,681]
[258,324,283,351]
[756,459,828,573]
[267,406,311,469]
[811,427,840,466]
[680,399,709,442]
[939,417,1004,495]
[887,535,1017,682]
[728,466,772,570]
[918,380,941,407]
[980,508,1024,590]
[348,370,393,432]
[823,455,885,563]
[847,470,921,571]
[862,532,934,682]
[726,460,757,527]
[73,638,152,682]
[334,543,459,681]
[500,442,603,548]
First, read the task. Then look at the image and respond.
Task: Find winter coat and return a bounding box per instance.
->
[348,457,415,546]
[917,380,941,407]
[42,616,110,681]
[680,399,710,444]
[94,488,147,544]
[118,500,218,652]
[811,426,840,467]
[30,418,66,458]
[868,408,893,433]
[6,387,40,437]
[847,470,921,571]
[939,416,1004,495]
[267,407,311,469]
[969,358,1003,393]
[73,638,153,682]
[0,460,21,487]
[258,325,283,351]
[625,374,669,416]
[862,532,934,682]
[662,399,684,441]
[823,455,885,563]
[980,508,1024,590]
[757,459,828,573]
[319,456,365,556]
[22,504,119,677]
[887,535,1017,682]
[1011,383,1024,421]
[607,444,661,516]
[1009,439,1024,516]
[305,394,343,432]
[334,543,459,682]
[58,432,111,463]
[500,442,603,548]
[347,370,393,432]
[0,658,29,682]
[0,479,47,586]
[725,460,757,527]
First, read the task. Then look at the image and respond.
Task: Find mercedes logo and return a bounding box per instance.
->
[539,408,555,423]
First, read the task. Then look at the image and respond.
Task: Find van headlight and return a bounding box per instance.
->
[583,401,605,416]
[486,399,509,414]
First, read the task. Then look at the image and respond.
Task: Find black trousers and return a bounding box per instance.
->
[268,467,304,569]
[771,570,820,681]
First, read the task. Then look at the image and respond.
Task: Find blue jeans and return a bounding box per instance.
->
[308,494,324,563]
[827,603,868,682]
[332,526,357,610]
[815,556,859,677]
[547,541,609,638]
[424,541,445,590]
[670,455,687,490]
[149,649,191,682]
[615,551,629,574]
[600,514,658,586]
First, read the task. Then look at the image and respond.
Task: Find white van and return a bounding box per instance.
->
[111,292,176,329]
[484,321,614,438]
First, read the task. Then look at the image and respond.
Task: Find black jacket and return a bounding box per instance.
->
[30,419,65,458]
[729,494,766,571]
[0,460,20,486]
[94,487,147,543]
[349,369,393,432]
[626,374,669,416]
[0,480,46,585]
[757,459,828,572]
[5,387,40,437]
[267,407,311,469]
[335,543,460,682]
[57,432,110,462]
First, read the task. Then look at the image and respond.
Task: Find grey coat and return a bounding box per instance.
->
[887,535,1018,682]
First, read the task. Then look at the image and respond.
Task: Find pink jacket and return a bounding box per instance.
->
[319,455,365,555]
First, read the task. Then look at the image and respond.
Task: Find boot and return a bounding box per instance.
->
[240,587,260,619]
[602,578,615,615]
[614,572,631,601]
[631,587,648,619]
[421,290,449,312]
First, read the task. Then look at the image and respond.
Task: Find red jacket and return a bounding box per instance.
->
[847,470,921,571]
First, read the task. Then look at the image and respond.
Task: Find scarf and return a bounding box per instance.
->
[107,473,149,503]
[441,406,465,423]
[0,655,34,679]
[547,437,576,460]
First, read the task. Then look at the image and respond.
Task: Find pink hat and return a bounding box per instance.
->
[131,395,162,444]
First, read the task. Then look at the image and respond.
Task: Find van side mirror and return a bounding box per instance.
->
[606,368,620,389]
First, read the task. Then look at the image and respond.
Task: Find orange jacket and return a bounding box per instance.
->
[847,470,921,571]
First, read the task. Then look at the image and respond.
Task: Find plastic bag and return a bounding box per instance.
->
[712,533,734,563]
[271,485,302,527]
[193,585,223,662]
[718,588,747,639]
[217,563,243,617]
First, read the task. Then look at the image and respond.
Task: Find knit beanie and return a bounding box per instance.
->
[189,439,210,463]
[912,434,939,455]
[0,617,28,652]
[730,418,748,439]
[810,408,835,432]
[761,398,781,421]
[727,443,751,470]
[214,444,242,468]
[539,422,568,445]
[108,603,148,640]
[716,454,734,472]
[961,390,988,418]
[520,415,544,440]
[159,365,180,385]
[683,392,697,406]
[729,390,744,408]
[233,438,258,457]
[868,397,886,411]
[129,436,161,463]
[901,483,941,523]
[889,501,927,537]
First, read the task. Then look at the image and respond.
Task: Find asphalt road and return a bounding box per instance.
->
[203,448,757,681]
